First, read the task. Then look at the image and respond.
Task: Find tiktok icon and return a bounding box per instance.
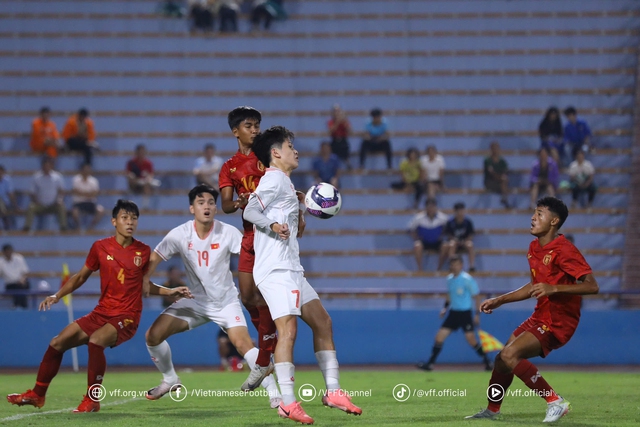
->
[392,384,411,402]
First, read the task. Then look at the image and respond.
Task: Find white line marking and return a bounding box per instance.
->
[1,397,141,422]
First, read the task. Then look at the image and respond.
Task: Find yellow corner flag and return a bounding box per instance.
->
[478,330,504,353]
[60,263,71,306]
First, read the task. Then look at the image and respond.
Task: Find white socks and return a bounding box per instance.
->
[316,350,340,391]
[243,347,259,369]
[275,362,296,405]
[146,341,179,385]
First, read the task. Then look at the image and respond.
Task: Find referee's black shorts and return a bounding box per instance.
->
[441,309,474,332]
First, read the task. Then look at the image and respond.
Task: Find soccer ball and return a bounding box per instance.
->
[305,183,342,219]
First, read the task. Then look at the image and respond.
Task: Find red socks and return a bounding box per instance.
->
[512,359,559,403]
[33,345,64,397]
[256,305,277,367]
[87,342,106,397]
[486,368,514,412]
[247,306,260,332]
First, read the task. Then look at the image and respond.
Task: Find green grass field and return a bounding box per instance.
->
[1,369,638,426]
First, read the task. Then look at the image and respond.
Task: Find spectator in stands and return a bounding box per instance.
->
[360,108,392,170]
[312,141,341,188]
[71,163,104,230]
[483,141,510,208]
[529,149,559,209]
[30,107,61,159]
[161,266,186,308]
[0,244,30,309]
[216,0,239,32]
[62,108,98,166]
[127,144,160,208]
[568,150,597,208]
[251,0,286,31]
[408,198,449,271]
[563,106,592,160]
[193,143,223,190]
[443,202,476,272]
[391,147,424,209]
[420,145,445,200]
[327,104,352,169]
[0,165,17,230]
[188,0,214,32]
[538,107,565,166]
[23,157,67,232]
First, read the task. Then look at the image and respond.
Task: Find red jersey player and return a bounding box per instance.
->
[219,106,306,389]
[6,200,189,413]
[466,197,599,423]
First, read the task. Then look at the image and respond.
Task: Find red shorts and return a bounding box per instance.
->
[238,231,255,273]
[512,317,564,358]
[75,311,140,348]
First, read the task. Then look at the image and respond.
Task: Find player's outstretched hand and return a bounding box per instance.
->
[169,286,193,299]
[39,295,60,311]
[530,283,555,299]
[234,193,249,209]
[479,298,501,314]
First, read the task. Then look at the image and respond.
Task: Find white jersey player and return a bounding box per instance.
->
[244,126,362,424]
[142,184,281,407]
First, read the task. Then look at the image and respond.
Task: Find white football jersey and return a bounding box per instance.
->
[154,219,242,309]
[244,168,304,285]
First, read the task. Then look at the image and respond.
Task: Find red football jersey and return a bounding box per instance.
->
[84,236,151,318]
[528,234,592,343]
[219,150,265,232]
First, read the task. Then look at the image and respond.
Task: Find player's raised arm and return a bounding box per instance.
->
[479,282,532,314]
[147,280,193,299]
[39,265,94,311]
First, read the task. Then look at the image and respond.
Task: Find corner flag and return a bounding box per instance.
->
[60,263,71,306]
[478,330,504,353]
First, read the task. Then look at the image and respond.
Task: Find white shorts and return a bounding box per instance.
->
[257,269,320,320]
[162,298,247,331]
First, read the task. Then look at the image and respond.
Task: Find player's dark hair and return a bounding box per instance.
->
[41,156,54,167]
[135,143,146,153]
[39,106,50,115]
[78,108,89,118]
[0,164,5,172]
[112,199,140,219]
[454,202,465,210]
[227,106,262,130]
[370,108,382,117]
[2,244,12,252]
[204,143,215,151]
[252,126,295,167]
[425,198,437,207]
[189,184,219,204]
[537,196,568,229]
[563,106,577,116]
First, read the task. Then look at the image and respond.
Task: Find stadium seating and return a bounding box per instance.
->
[0,0,635,310]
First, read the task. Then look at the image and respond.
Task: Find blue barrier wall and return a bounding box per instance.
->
[1,309,639,367]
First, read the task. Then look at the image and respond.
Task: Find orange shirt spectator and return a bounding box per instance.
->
[30,107,60,158]
[62,112,96,143]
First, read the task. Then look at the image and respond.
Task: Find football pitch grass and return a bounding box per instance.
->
[1,368,638,426]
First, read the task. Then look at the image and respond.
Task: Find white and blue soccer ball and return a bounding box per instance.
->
[305,183,342,219]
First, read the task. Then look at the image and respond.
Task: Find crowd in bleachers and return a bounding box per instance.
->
[0,99,602,296]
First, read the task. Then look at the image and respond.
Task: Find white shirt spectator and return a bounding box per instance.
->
[568,159,595,185]
[31,170,64,206]
[72,174,99,204]
[193,155,224,186]
[420,154,446,182]
[154,219,242,310]
[0,253,29,284]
